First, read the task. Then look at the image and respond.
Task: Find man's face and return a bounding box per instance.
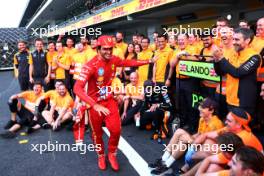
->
[18,42,26,51]
[229,154,245,176]
[66,39,74,47]
[158,37,166,50]
[33,84,42,95]
[58,85,66,96]
[132,36,138,44]
[216,21,227,31]
[233,33,248,52]
[257,19,264,38]
[225,113,240,132]
[168,36,176,46]
[188,34,196,45]
[99,46,113,60]
[202,36,213,48]
[239,22,249,29]
[56,43,63,52]
[48,43,55,52]
[116,33,123,43]
[130,73,138,85]
[198,106,212,120]
[260,83,264,100]
[35,41,43,51]
[220,27,233,45]
[90,39,97,49]
[178,35,187,50]
[153,33,158,39]
[141,39,149,50]
[80,37,88,45]
[137,36,143,44]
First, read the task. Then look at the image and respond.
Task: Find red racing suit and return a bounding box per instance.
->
[73,55,151,154]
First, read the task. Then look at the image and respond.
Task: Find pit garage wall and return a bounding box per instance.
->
[0,28,29,70]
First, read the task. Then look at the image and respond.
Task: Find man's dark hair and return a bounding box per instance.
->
[216,132,244,155]
[35,38,43,43]
[200,97,218,114]
[141,37,150,43]
[157,33,167,40]
[234,27,254,43]
[235,146,264,174]
[217,17,229,26]
[239,19,249,25]
[18,40,27,45]
[116,31,124,36]
[90,36,98,41]
[201,29,214,38]
[48,41,55,45]
[33,81,43,87]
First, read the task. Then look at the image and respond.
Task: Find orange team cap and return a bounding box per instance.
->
[97,35,114,48]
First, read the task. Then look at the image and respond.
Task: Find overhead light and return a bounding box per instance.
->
[127,15,133,21]
[227,14,232,20]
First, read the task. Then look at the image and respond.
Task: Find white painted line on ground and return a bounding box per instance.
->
[103,127,151,176]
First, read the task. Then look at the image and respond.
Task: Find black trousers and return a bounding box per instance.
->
[18,76,30,91]
[140,108,164,131]
[122,100,143,126]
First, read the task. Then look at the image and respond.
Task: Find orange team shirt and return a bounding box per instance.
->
[64,47,78,63]
[84,48,97,61]
[251,36,264,54]
[198,115,224,134]
[114,46,125,76]
[216,47,237,95]
[137,49,153,84]
[50,94,74,113]
[217,127,263,152]
[47,51,58,79]
[52,52,71,79]
[72,52,90,80]
[20,91,43,112]
[154,46,174,82]
[42,90,58,102]
[116,42,128,55]
[111,77,124,95]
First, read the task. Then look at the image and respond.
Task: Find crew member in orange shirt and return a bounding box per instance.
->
[1,82,43,138]
[47,41,57,89]
[115,32,128,55]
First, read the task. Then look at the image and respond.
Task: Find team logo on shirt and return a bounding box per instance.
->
[98,67,104,76]
[111,64,115,70]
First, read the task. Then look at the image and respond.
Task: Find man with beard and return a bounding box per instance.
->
[214,27,261,118]
[73,35,157,171]
[115,32,128,55]
[42,83,73,131]
[13,40,32,91]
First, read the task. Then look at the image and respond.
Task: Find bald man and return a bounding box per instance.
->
[121,72,144,126]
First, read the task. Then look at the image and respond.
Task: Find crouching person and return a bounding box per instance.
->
[1,82,43,138]
[41,83,74,131]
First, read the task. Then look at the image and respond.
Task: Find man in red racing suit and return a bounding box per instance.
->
[73,35,157,171]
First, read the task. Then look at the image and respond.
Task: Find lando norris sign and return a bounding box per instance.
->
[179,60,220,82]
